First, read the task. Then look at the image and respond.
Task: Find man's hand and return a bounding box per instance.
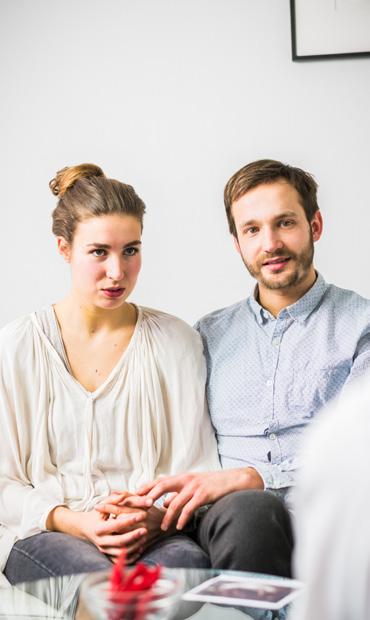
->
[137,468,264,531]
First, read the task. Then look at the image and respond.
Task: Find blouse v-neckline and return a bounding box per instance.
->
[31,305,143,399]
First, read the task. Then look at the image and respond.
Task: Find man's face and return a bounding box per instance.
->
[231,180,322,292]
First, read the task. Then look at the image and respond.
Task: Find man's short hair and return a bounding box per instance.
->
[224,159,319,237]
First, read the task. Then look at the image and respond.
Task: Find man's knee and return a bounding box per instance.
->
[211,489,291,532]
[198,490,293,576]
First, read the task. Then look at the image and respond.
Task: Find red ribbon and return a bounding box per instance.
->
[108,549,162,620]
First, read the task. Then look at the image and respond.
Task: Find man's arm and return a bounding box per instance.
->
[341,332,370,391]
[136,467,264,531]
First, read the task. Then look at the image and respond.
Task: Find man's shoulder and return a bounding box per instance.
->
[195,299,248,336]
[323,282,370,313]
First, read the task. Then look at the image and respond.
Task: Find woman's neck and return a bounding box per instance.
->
[54,295,136,336]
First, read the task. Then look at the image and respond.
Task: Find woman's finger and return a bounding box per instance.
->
[95,503,147,519]
[103,537,146,558]
[98,527,147,550]
[95,512,145,535]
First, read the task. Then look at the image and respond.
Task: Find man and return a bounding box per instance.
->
[121,160,370,575]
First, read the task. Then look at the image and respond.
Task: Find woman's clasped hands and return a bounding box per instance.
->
[94,491,166,562]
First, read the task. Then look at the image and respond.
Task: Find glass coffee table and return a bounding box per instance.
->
[0,568,292,619]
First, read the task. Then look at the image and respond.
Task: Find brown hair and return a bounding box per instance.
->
[224,159,319,236]
[50,163,146,243]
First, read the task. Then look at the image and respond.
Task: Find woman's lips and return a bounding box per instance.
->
[102,288,125,298]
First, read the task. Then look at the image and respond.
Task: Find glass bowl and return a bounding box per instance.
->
[79,569,183,620]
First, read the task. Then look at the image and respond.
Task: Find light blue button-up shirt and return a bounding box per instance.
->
[195,274,370,491]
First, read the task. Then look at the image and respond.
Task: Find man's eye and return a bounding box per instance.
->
[123,247,139,256]
[91,249,107,257]
[245,227,258,235]
[280,219,294,228]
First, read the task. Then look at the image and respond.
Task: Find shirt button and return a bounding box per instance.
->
[266,379,272,387]
[269,433,277,440]
[272,339,279,346]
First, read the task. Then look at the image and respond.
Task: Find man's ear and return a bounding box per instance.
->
[311,210,323,243]
[233,234,241,255]
[57,237,72,262]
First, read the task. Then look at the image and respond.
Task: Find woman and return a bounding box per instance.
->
[0,163,220,583]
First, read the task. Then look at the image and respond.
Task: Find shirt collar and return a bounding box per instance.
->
[248,273,328,325]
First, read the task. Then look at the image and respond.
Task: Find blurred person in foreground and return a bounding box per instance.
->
[289,375,370,620]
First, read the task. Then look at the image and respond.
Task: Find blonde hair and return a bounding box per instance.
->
[50,163,146,243]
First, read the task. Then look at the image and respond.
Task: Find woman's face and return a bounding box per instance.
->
[59,213,142,309]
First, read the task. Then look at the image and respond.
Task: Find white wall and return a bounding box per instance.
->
[1,0,369,326]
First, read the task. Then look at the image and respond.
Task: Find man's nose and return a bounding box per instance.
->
[261,228,283,254]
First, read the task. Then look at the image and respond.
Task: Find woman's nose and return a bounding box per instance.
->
[106,258,124,281]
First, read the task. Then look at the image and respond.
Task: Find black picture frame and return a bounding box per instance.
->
[290,0,370,61]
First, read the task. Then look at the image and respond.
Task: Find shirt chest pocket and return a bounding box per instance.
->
[288,360,352,419]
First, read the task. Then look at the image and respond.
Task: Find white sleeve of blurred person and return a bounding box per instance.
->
[289,374,370,620]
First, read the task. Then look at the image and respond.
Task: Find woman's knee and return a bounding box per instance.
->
[5,532,111,584]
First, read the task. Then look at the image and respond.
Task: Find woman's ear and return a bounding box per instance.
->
[57,237,72,262]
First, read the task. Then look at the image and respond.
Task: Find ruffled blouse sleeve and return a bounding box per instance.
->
[0,317,65,569]
[141,309,220,477]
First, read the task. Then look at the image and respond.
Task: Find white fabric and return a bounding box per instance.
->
[0,306,220,573]
[35,306,72,371]
[290,376,370,620]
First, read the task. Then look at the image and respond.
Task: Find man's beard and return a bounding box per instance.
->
[242,233,314,291]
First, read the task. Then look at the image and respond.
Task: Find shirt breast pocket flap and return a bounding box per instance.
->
[289,361,352,417]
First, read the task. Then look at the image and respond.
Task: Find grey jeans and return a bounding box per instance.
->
[4,531,209,585]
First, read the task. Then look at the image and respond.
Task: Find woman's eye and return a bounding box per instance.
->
[123,247,139,256]
[91,249,107,257]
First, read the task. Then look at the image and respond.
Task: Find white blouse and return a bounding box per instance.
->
[0,306,220,572]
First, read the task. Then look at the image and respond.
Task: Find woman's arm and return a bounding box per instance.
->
[154,319,221,476]
[0,321,67,541]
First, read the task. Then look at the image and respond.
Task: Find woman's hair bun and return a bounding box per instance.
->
[49,163,105,198]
